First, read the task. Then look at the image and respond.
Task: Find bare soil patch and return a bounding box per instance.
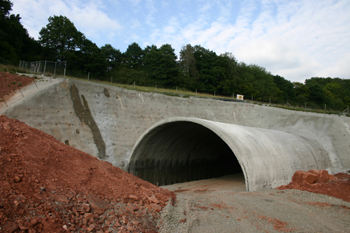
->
[0,115,175,233]
[0,72,33,98]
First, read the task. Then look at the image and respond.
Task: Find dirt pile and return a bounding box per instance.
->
[0,115,175,233]
[0,73,33,97]
[278,169,350,202]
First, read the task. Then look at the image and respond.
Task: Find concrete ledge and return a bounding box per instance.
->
[128,117,332,191]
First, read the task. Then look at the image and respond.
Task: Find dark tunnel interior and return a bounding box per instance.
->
[128,121,243,186]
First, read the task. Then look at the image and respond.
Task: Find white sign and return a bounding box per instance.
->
[237,94,244,100]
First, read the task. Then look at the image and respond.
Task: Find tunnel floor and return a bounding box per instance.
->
[161,173,246,193]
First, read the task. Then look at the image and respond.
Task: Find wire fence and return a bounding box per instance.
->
[1,64,349,117]
[19,60,67,77]
[79,76,350,117]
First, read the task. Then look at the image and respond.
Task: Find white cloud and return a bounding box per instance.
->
[321,53,350,79]
[146,0,350,82]
[145,0,157,27]
[130,19,142,29]
[12,0,121,45]
[10,0,350,81]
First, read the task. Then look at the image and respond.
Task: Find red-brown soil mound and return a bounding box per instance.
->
[0,72,33,97]
[0,115,175,232]
[278,169,350,202]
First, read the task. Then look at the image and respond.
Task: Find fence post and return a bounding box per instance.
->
[88,72,90,80]
[64,61,67,78]
[43,60,47,75]
[19,60,21,68]
[1,95,8,107]
[33,78,39,90]
[111,77,113,83]
[17,85,24,97]
[53,62,57,79]
[196,90,197,97]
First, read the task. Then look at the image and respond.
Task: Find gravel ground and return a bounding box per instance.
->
[158,175,350,233]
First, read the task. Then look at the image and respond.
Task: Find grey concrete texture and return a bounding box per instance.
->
[1,78,350,190]
[128,117,331,191]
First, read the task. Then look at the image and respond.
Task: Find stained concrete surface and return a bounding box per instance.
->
[1,78,350,189]
[128,118,331,191]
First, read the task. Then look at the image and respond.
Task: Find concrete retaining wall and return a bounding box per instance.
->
[1,79,349,189]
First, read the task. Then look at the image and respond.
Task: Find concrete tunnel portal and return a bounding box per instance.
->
[128,120,243,187]
[127,117,331,191]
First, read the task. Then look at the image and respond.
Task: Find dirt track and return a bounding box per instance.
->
[159,175,350,233]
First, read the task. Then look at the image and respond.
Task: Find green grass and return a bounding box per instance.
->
[0,64,27,74]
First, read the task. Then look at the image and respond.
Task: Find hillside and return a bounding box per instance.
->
[0,115,175,232]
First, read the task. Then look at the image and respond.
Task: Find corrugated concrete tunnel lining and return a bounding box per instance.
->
[128,117,332,191]
[128,121,242,187]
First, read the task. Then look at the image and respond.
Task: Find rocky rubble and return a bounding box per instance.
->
[278,169,350,202]
[0,115,175,232]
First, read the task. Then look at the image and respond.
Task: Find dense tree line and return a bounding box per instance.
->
[1,0,349,111]
[0,0,42,64]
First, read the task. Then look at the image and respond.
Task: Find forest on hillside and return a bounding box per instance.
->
[1,0,349,111]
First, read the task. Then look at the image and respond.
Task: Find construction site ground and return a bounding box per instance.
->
[159,174,350,233]
[1,72,350,233]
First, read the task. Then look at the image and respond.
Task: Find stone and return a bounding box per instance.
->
[147,194,159,204]
[14,175,22,183]
[53,194,69,204]
[129,194,138,201]
[132,220,140,225]
[86,224,95,232]
[122,216,128,224]
[3,221,19,233]
[292,171,318,184]
[150,203,162,212]
[84,213,96,220]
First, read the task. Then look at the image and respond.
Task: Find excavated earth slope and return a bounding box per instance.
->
[0,115,175,233]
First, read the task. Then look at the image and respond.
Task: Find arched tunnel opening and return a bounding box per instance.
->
[127,121,243,186]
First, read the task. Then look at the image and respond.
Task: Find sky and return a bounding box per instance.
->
[11,0,350,83]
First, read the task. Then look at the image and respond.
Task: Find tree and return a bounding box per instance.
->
[39,15,84,61]
[72,38,106,75]
[293,82,310,105]
[216,52,239,95]
[123,42,144,70]
[0,0,41,64]
[143,44,179,87]
[179,44,199,79]
[39,15,108,78]
[101,44,122,71]
[273,75,296,102]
